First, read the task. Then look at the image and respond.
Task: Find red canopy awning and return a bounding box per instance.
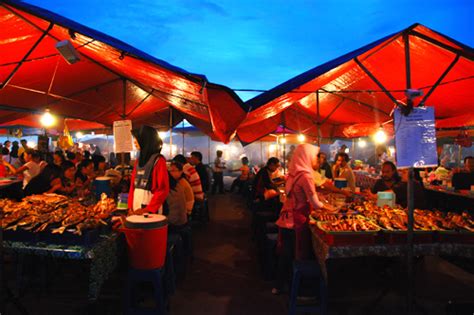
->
[238,24,474,143]
[0,0,246,143]
[0,114,106,131]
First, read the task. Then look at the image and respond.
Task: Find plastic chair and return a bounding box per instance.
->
[288,260,327,315]
[125,268,166,315]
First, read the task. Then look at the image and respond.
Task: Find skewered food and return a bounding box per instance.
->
[319,218,380,232]
[0,193,116,234]
[310,199,474,232]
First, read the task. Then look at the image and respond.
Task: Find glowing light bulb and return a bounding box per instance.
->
[75,132,83,139]
[297,134,305,142]
[40,110,56,127]
[158,132,167,139]
[358,139,367,148]
[280,137,287,144]
[373,128,387,144]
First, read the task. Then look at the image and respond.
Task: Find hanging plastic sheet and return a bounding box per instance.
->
[394,107,438,168]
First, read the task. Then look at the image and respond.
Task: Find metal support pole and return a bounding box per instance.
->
[120,79,127,171]
[169,108,173,159]
[0,23,53,89]
[316,90,321,146]
[283,134,286,174]
[208,136,211,165]
[182,120,185,155]
[406,167,415,312]
[403,31,415,313]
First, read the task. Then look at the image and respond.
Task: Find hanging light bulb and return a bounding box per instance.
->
[75,132,83,139]
[358,139,367,148]
[373,127,387,144]
[297,134,306,142]
[40,109,56,127]
[158,132,167,139]
[280,137,287,144]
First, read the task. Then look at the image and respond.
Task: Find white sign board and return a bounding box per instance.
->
[113,120,133,153]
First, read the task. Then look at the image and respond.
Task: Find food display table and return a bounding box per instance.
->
[354,171,379,190]
[0,178,22,189]
[310,226,474,282]
[3,234,119,300]
[424,185,474,212]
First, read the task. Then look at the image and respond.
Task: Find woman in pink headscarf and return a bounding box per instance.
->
[273,144,329,294]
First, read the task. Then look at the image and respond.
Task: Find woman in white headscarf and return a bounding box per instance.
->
[273,144,330,294]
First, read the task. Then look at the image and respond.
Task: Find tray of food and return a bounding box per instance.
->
[314,218,380,246]
[1,193,116,245]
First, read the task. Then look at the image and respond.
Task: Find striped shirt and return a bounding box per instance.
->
[183,163,204,201]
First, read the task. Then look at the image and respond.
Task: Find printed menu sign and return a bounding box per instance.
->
[113,120,133,153]
[394,107,438,168]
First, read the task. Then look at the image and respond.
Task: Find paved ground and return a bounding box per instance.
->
[2,191,474,314]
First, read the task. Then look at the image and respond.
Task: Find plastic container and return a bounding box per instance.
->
[334,178,347,189]
[92,177,112,199]
[121,214,168,269]
[377,192,395,208]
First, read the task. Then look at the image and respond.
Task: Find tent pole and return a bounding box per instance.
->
[419,54,460,106]
[316,90,321,146]
[320,88,390,117]
[182,120,185,155]
[403,31,415,313]
[208,136,211,165]
[169,108,173,159]
[120,79,127,172]
[260,141,263,165]
[354,58,397,104]
[283,134,286,174]
[0,23,53,89]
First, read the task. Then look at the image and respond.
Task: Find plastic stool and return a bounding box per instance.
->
[167,233,183,285]
[265,222,279,234]
[289,260,327,315]
[177,225,193,263]
[261,233,278,280]
[125,268,165,315]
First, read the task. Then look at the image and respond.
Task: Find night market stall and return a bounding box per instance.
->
[239,23,473,312]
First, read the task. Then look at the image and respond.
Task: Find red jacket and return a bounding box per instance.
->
[128,157,169,213]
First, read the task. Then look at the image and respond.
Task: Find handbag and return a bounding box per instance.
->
[263,188,279,200]
[275,191,296,229]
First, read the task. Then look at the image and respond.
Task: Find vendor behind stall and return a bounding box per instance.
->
[128,125,169,214]
[369,161,425,208]
[332,152,356,192]
[452,156,474,190]
[371,161,401,193]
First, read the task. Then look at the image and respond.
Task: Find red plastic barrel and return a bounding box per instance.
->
[121,214,168,269]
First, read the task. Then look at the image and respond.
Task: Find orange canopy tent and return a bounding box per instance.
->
[0,0,246,143]
[0,114,106,132]
[238,24,474,144]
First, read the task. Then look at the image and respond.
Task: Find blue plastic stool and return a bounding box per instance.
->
[125,268,166,315]
[177,225,193,263]
[261,233,278,280]
[289,260,327,315]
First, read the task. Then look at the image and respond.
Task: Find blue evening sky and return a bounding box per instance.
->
[26,0,474,101]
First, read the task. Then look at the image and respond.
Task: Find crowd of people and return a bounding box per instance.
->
[1,129,473,302]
